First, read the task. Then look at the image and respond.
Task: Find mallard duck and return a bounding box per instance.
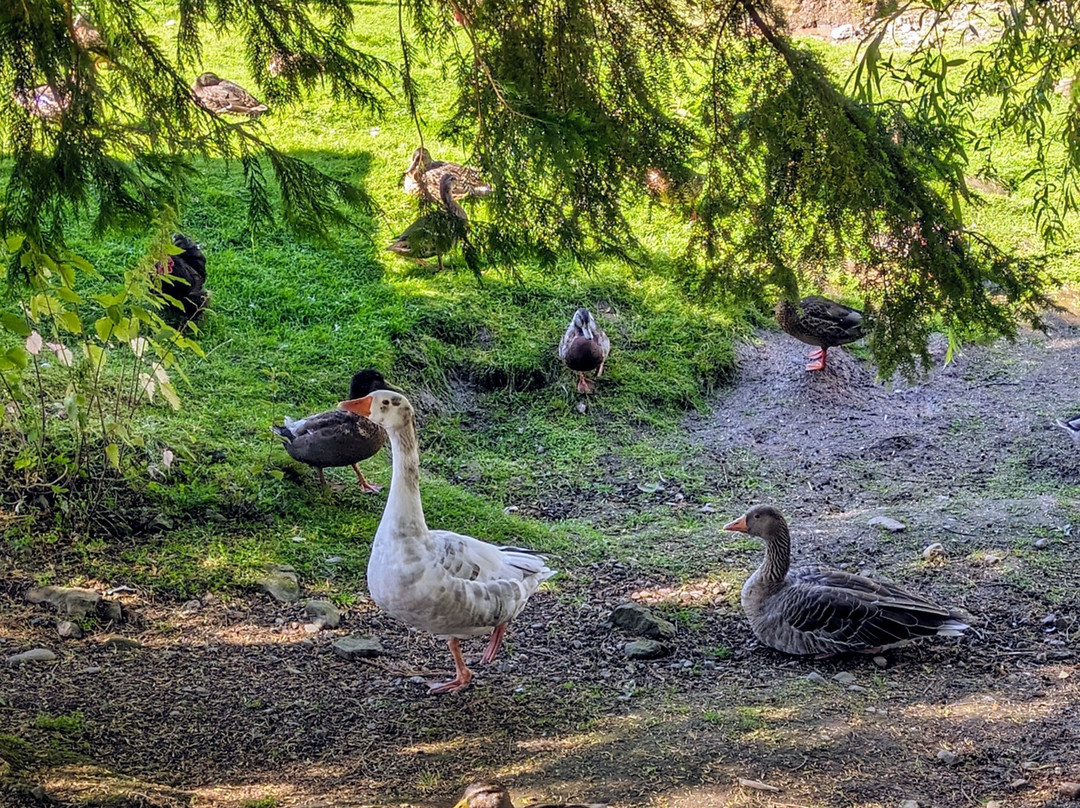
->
[267,51,324,77]
[453,782,606,808]
[644,166,704,217]
[273,370,400,493]
[1055,413,1080,445]
[13,84,69,121]
[775,295,866,371]
[154,234,208,319]
[724,505,971,657]
[559,308,610,393]
[339,390,555,693]
[403,147,493,201]
[387,173,469,271]
[192,73,268,117]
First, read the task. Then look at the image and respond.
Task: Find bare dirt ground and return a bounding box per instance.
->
[2,312,1079,808]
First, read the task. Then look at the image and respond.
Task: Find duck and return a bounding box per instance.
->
[558,308,610,393]
[387,173,469,271]
[339,390,555,693]
[1055,413,1080,445]
[153,233,208,319]
[775,295,866,371]
[644,166,704,218]
[724,504,971,657]
[72,14,107,55]
[13,84,69,121]
[403,147,493,202]
[267,51,324,77]
[452,781,606,808]
[273,370,400,493]
[192,73,268,117]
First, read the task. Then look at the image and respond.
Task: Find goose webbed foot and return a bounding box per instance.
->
[576,373,595,394]
[805,348,828,372]
[429,638,474,694]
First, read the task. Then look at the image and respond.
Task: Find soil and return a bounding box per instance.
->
[2,313,1079,808]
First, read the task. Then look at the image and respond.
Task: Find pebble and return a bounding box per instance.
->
[6,648,57,666]
[257,564,300,603]
[699,504,716,514]
[82,666,101,674]
[102,636,142,652]
[575,402,588,415]
[873,656,888,668]
[30,785,48,801]
[99,599,123,623]
[832,671,856,685]
[57,620,83,639]
[303,599,341,629]
[937,749,958,765]
[623,639,670,660]
[1059,782,1080,799]
[900,801,920,808]
[868,516,906,533]
[847,684,867,693]
[180,599,202,614]
[805,671,827,684]
[610,603,676,639]
[1034,538,1049,549]
[922,542,946,561]
[332,635,385,659]
[986,802,1003,808]
[983,553,1003,565]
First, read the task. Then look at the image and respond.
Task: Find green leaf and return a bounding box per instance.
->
[85,343,107,372]
[159,381,181,411]
[5,234,25,253]
[14,455,34,470]
[270,469,285,481]
[5,347,28,369]
[1,312,30,336]
[55,287,82,304]
[94,317,114,343]
[105,444,120,470]
[54,310,83,334]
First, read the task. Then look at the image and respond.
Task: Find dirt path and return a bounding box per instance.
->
[2,316,1078,808]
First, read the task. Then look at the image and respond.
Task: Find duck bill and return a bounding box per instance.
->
[723,516,748,533]
[339,395,373,417]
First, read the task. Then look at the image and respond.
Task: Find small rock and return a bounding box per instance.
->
[983,553,1003,565]
[6,648,57,666]
[82,666,101,674]
[610,603,676,639]
[1059,782,1080,799]
[30,785,49,801]
[302,623,320,634]
[869,516,906,533]
[27,585,100,618]
[575,401,587,415]
[833,671,857,685]
[937,749,958,765]
[805,671,827,684]
[923,542,946,561]
[623,639,670,660]
[57,621,83,640]
[257,565,300,603]
[699,504,716,514]
[102,636,142,652]
[986,802,1003,808]
[1034,537,1049,549]
[873,656,888,668]
[98,599,123,623]
[180,599,202,614]
[831,23,856,39]
[848,684,867,693]
[303,599,341,629]
[900,802,920,808]
[332,635,385,659]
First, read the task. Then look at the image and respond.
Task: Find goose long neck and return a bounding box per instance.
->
[380,413,428,536]
[760,521,792,583]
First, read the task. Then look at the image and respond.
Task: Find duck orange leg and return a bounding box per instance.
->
[351,463,383,493]
[429,638,474,694]
[480,623,507,664]
[806,348,828,372]
[577,373,596,394]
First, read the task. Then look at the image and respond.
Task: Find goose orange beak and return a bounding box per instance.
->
[340,395,373,417]
[723,516,748,533]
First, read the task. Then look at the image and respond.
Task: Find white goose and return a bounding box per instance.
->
[340,390,555,693]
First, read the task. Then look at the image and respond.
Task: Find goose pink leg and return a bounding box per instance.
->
[806,348,828,372]
[480,623,507,664]
[429,638,473,694]
[351,463,383,493]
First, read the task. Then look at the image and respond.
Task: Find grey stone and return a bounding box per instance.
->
[98,599,123,623]
[900,802,920,808]
[6,648,57,665]
[332,635,385,659]
[848,684,868,693]
[1058,782,1080,799]
[873,655,888,668]
[923,542,946,561]
[805,671,827,684]
[26,586,100,618]
[102,636,142,652]
[57,621,83,639]
[30,785,48,801]
[258,565,300,602]
[623,639,670,660]
[937,749,958,765]
[833,671,857,685]
[610,603,676,640]
[304,599,341,629]
[1034,538,1049,549]
[869,516,906,533]
[831,23,856,39]
[180,599,202,614]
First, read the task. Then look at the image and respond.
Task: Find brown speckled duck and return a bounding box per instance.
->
[453,782,606,808]
[192,73,268,117]
[775,295,866,371]
[559,308,610,394]
[403,147,492,202]
[387,174,469,271]
[725,505,971,657]
[273,370,400,492]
